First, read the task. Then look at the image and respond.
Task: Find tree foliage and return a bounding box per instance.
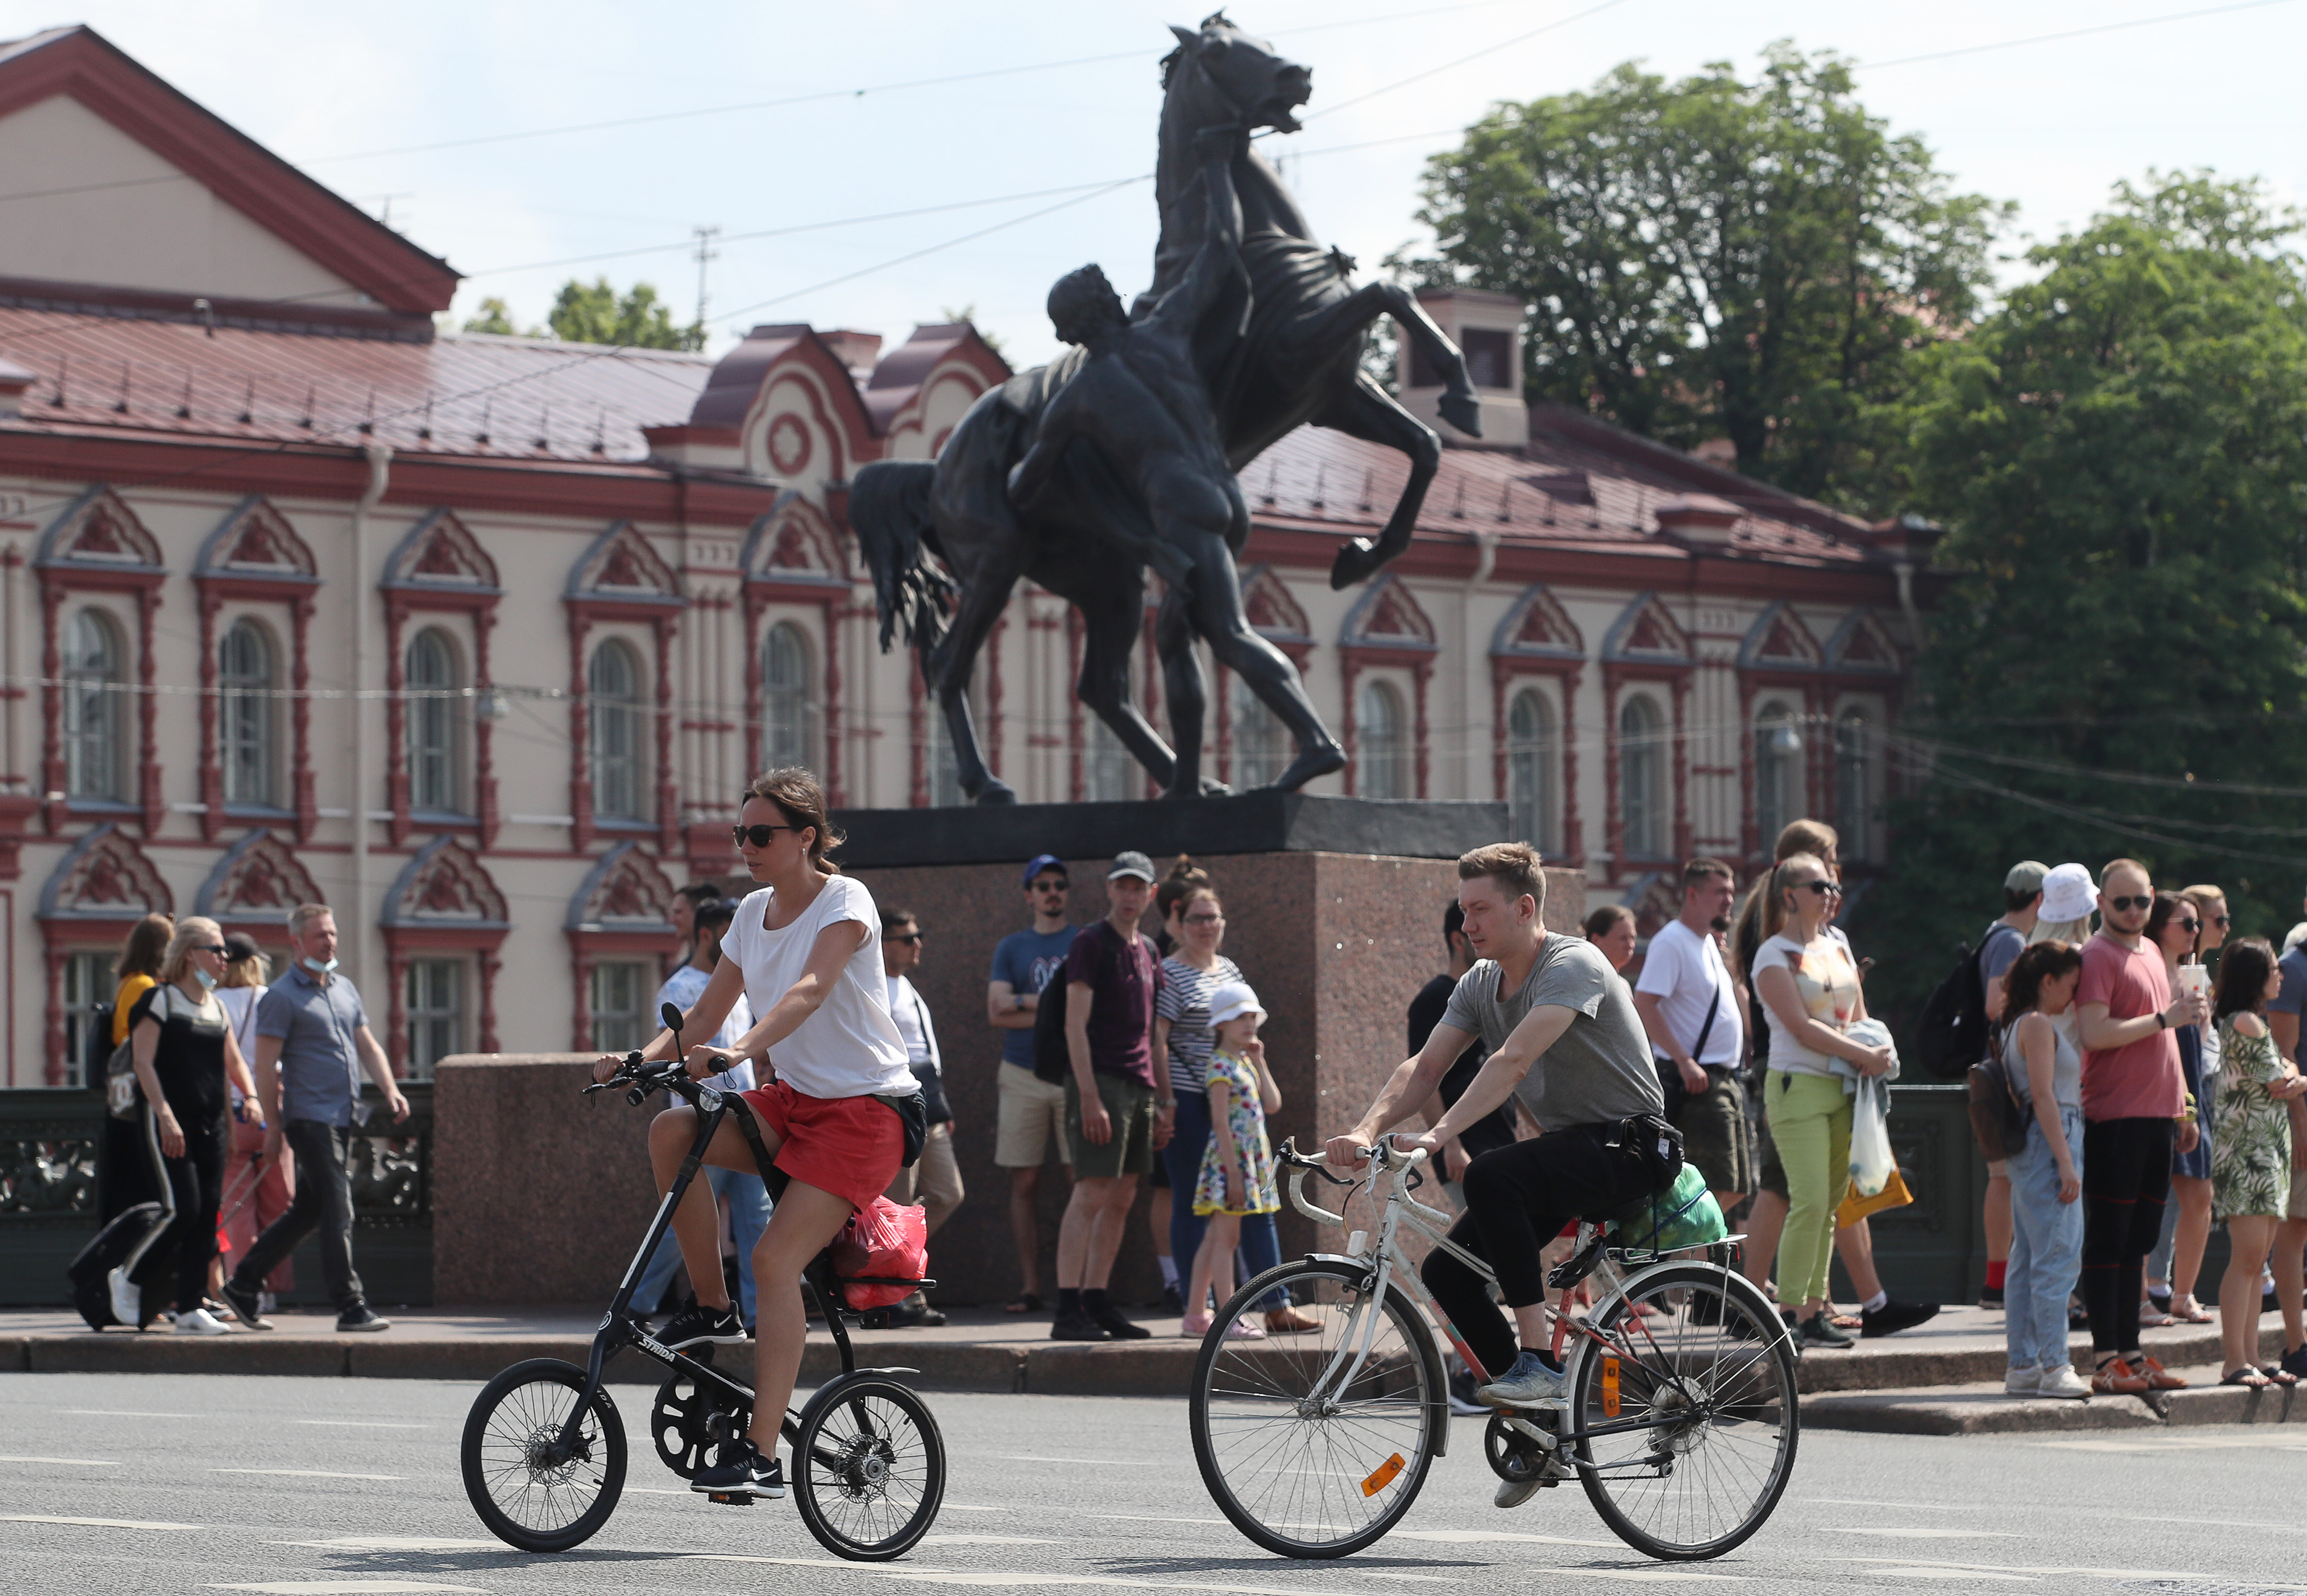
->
[461,297,521,337]
[460,281,701,349]
[1408,45,2005,509]
[1852,171,2307,1021]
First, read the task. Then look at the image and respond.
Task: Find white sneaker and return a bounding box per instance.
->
[1495,1475,1543,1508]
[1476,1351,1567,1407]
[2003,1365,2039,1397]
[2037,1365,2092,1400]
[106,1267,141,1327]
[173,1307,232,1336]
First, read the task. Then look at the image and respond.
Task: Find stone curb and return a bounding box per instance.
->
[1803,1364,2307,1435]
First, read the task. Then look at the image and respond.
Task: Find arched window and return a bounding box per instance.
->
[1231,675,1286,790]
[1085,713,1132,802]
[1754,700,1801,850]
[407,628,462,814]
[1619,694,1664,859]
[1836,707,1872,862]
[219,619,275,807]
[1506,688,1557,855]
[1358,679,1407,801]
[588,638,644,820]
[762,622,813,769]
[61,609,122,800]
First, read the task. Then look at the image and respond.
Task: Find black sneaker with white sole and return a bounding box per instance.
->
[216,1278,274,1331]
[693,1439,784,1498]
[335,1298,391,1333]
[658,1299,748,1349]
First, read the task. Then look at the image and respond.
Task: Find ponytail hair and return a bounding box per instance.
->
[1157,854,1214,923]
[744,767,843,874]
[1999,940,2083,1038]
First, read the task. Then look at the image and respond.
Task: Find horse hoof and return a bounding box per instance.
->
[1329,538,1380,591]
[972,783,1018,806]
[1440,390,1483,437]
[1269,745,1347,791]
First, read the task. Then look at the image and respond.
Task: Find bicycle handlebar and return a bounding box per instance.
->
[1278,1135,1429,1228]
[581,1051,698,1108]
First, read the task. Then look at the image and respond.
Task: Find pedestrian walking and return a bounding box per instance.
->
[118,917,261,1334]
[215,933,291,1314]
[1975,862,2048,1310]
[2074,859,2205,1394]
[1633,859,1748,1216]
[630,897,766,1326]
[1582,905,1637,973]
[1051,850,1169,1342]
[882,907,963,1327]
[215,903,409,1335]
[1996,940,2092,1399]
[988,852,1076,1314]
[1184,982,1282,1340]
[2145,892,2216,1326]
[2209,936,2306,1388]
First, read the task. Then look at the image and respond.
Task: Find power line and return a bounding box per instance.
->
[1893,732,2307,799]
[1295,0,1634,125]
[1862,0,2299,70]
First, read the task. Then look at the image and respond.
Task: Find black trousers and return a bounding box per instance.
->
[1420,1124,1659,1379]
[146,1108,228,1314]
[232,1119,365,1310]
[2080,1115,2175,1356]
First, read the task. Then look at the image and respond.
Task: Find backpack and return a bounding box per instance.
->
[1965,1031,2033,1162]
[1911,933,1999,1082]
[1032,924,1116,1085]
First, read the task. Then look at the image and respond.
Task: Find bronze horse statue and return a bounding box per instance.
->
[849,12,1482,803]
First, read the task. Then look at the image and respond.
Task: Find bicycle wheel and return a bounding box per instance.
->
[790,1373,946,1561]
[1566,1262,1797,1561]
[462,1358,627,1552]
[1189,1259,1443,1559]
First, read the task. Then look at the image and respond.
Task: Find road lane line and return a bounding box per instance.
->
[995,1454,1166,1466]
[206,1584,488,1594]
[59,1408,204,1418]
[270,1538,500,1552]
[210,1468,404,1481]
[291,1420,432,1430]
[1824,1529,2022,1539]
[1,1514,199,1530]
[0,1455,119,1466]
[920,1535,1064,1546]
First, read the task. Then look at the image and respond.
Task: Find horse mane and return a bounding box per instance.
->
[1159,11,1235,87]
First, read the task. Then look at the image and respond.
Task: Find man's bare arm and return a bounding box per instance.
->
[988,979,1037,1030]
[1423,1005,1578,1149]
[1328,1023,1475,1163]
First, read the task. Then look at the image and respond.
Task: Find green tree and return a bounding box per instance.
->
[462,297,526,337]
[1408,45,2005,509]
[1853,171,2307,1025]
[546,278,702,350]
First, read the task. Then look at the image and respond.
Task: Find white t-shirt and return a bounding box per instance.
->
[721,874,915,1100]
[1633,919,1743,1069]
[656,962,756,1093]
[217,984,264,1109]
[885,973,939,1073]
[1755,930,1863,1077]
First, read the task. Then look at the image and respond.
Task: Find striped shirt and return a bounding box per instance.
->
[1157,954,1242,1098]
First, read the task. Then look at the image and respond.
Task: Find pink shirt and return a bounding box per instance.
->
[2076,932,2184,1121]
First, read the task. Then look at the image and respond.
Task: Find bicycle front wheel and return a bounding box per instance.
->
[1568,1262,1798,1561]
[461,1357,627,1552]
[1189,1258,1444,1559]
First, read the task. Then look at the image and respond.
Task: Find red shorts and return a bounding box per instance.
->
[737,1079,905,1213]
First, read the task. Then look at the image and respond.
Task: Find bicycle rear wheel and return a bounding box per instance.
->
[791,1373,945,1561]
[1567,1262,1797,1561]
[1189,1259,1444,1559]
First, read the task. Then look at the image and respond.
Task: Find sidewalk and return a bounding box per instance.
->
[4,1301,2301,1432]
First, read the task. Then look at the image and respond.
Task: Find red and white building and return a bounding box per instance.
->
[0,27,1928,1087]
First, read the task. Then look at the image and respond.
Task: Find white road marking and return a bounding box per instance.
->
[1347,1573,1460,1585]
[1525,1571,1747,1585]
[0,1454,119,1466]
[627,1487,692,1495]
[59,1408,203,1418]
[1824,1528,2022,1539]
[291,1420,432,1430]
[1392,1530,1620,1549]
[996,1454,1165,1466]
[2038,1434,2307,1454]
[1831,1557,2218,1580]
[940,1504,1011,1513]
[1,1514,198,1530]
[271,1538,500,1552]
[210,1468,404,1481]
[1806,1497,1970,1513]
[686,1554,869,1571]
[206,1585,487,1595]
[920,1535,1064,1546]
[1871,1572,2033,1583]
[880,1575,1360,1595]
[1087,1514,1230,1527]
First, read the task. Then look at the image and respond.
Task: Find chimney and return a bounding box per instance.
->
[1397,288,1528,447]
[1652,493,1741,548]
[0,357,34,421]
[820,330,884,377]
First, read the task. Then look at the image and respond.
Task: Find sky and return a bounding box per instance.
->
[25,0,2307,368]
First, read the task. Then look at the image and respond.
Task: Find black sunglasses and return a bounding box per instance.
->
[887,930,924,944]
[2176,918,2200,933]
[731,823,802,848]
[191,944,228,956]
[2106,894,2153,913]
[1030,879,1068,892]
[1797,880,1843,897]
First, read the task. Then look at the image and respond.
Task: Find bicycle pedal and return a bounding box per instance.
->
[707,1491,755,1506]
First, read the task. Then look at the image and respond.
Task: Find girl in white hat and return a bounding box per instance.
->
[1185,982,1282,1339]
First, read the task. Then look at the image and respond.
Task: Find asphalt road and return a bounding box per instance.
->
[3,1370,2304,1595]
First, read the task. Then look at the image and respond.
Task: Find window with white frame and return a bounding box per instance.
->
[1231,675,1286,790]
[1754,699,1801,851]
[1085,713,1133,802]
[1357,678,1407,801]
[405,958,463,1080]
[1618,694,1665,858]
[62,608,123,801]
[588,638,645,820]
[1835,706,1873,862]
[763,621,813,769]
[407,627,462,814]
[590,960,648,1052]
[219,619,275,808]
[1506,687,1558,856]
[62,950,115,1088]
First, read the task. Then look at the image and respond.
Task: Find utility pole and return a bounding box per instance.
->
[691,225,721,352]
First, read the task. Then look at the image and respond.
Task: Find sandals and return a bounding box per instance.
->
[2262,1363,2301,1388]
[2221,1367,2272,1389]
[1004,1292,1044,1315]
[2138,1306,2176,1328]
[2171,1296,2215,1324]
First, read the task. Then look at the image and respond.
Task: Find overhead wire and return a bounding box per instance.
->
[1860,0,2299,70]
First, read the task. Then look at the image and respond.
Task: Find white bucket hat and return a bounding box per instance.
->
[1207,981,1266,1027]
[2037,862,2096,925]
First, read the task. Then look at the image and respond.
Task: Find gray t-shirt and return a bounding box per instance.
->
[1440,933,1664,1129]
[1980,921,2026,985]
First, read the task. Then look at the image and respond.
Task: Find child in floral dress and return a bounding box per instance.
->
[1186,982,1282,1339]
[2210,937,2307,1388]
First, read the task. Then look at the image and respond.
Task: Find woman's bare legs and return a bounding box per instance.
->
[2169,1173,2214,1313]
[1204,1212,1241,1322]
[745,1180,856,1447]
[1744,1191,1788,1298]
[2276,1215,2307,1356]
[2222,1215,2277,1376]
[646,1105,775,1311]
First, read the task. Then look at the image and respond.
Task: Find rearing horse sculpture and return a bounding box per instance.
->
[849,11,1482,803]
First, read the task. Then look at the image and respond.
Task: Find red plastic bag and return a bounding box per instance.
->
[830,1196,927,1310]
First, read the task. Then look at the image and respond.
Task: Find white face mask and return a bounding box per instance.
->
[194,967,219,992]
[302,955,339,975]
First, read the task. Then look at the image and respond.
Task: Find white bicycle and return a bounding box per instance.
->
[1187,1136,1799,1562]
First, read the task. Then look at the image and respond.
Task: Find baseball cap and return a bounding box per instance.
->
[2038,863,2096,924]
[1207,981,1266,1026]
[1107,850,1156,883]
[2004,861,2049,897]
[223,931,263,962]
[1022,852,1068,887]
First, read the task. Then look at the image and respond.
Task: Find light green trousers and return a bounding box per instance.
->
[1766,1070,1853,1307]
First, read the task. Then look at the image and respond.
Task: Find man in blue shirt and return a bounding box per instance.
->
[217,904,407,1333]
[986,853,1077,1314]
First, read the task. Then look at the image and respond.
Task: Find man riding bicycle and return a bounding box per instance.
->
[1325,843,1672,1504]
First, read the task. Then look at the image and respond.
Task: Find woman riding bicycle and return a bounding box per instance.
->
[1324,843,1669,1503]
[591,766,919,1502]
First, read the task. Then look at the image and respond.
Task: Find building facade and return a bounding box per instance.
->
[0,26,1929,1088]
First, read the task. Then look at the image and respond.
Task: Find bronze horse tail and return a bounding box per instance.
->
[849,458,954,654]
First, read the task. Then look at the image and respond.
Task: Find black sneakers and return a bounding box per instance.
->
[335,1298,390,1333]
[1860,1298,1940,1338]
[1798,1312,1855,1349]
[216,1278,274,1331]
[1090,1301,1151,1341]
[659,1299,748,1349]
[1050,1309,1110,1341]
[693,1439,784,1499]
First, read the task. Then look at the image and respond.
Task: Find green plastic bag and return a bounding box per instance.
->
[1603,1163,1726,1253]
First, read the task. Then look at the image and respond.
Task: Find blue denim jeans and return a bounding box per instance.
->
[2006,1104,2085,1374]
[1164,1090,1285,1310]
[634,1165,773,1324]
